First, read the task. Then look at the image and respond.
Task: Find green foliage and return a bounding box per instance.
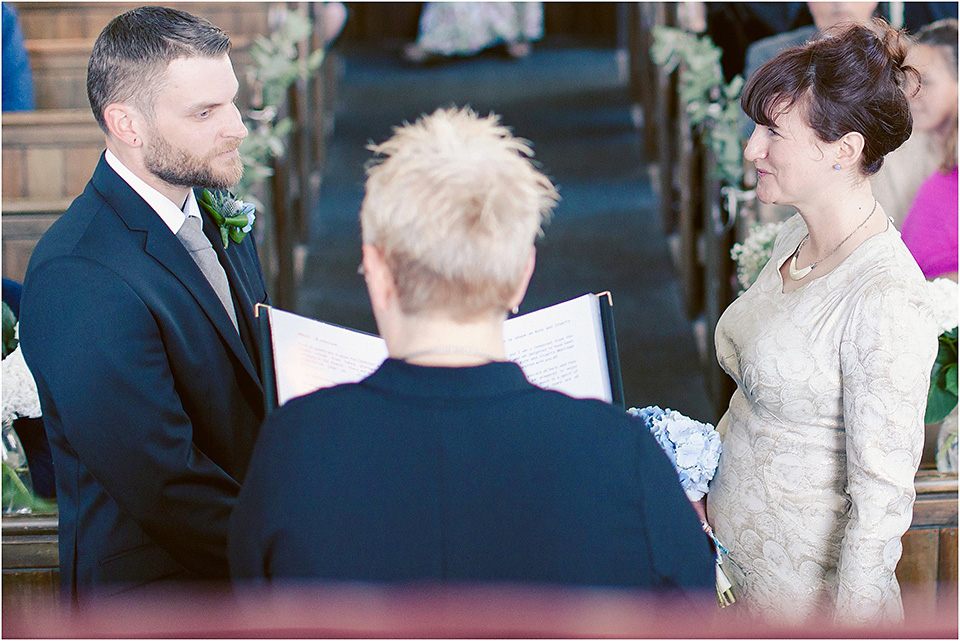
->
[2,302,17,359]
[927,327,959,424]
[236,10,326,202]
[2,462,56,514]
[650,26,745,187]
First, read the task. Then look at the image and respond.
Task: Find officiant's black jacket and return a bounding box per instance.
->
[229,359,714,594]
[19,154,268,600]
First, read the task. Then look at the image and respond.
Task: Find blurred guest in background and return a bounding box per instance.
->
[2,2,34,111]
[707,21,937,626]
[403,2,543,63]
[900,19,958,281]
[230,107,715,597]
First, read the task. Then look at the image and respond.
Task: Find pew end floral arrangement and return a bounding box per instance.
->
[2,302,54,513]
[627,405,734,606]
[650,26,745,189]
[730,221,784,292]
[927,278,958,473]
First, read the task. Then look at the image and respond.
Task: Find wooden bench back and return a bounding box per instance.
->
[2,109,104,281]
[12,1,270,110]
[13,2,271,40]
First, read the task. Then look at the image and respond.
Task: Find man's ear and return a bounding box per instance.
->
[103,103,145,148]
[834,131,865,170]
[361,244,397,313]
[507,248,536,312]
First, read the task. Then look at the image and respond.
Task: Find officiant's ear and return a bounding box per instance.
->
[361,244,397,312]
[103,103,145,148]
[506,248,536,313]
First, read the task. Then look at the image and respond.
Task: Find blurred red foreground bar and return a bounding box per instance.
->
[4,581,958,638]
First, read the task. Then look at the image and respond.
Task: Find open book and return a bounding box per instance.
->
[256,293,624,411]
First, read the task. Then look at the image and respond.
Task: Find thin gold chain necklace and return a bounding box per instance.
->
[788,200,878,281]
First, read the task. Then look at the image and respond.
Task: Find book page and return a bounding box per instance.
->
[268,307,387,406]
[502,294,612,403]
[268,293,612,407]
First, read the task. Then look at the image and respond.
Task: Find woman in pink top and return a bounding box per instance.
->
[901,19,958,281]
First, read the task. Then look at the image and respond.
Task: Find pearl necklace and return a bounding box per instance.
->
[788,200,878,281]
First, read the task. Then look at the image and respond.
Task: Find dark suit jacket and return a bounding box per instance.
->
[229,359,715,595]
[19,154,268,600]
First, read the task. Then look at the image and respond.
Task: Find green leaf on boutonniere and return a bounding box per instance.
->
[199,189,257,249]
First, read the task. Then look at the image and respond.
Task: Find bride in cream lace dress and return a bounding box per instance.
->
[706,22,937,626]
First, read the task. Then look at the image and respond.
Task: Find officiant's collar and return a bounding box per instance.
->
[367,358,530,399]
[105,149,199,234]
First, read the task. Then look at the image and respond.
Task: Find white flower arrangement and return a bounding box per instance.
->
[2,325,41,427]
[730,221,784,292]
[928,277,959,336]
[927,278,958,473]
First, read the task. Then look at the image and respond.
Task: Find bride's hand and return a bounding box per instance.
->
[691,496,709,525]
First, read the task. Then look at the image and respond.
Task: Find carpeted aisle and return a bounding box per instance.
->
[298,38,713,421]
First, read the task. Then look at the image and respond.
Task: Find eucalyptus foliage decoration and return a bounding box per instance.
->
[236,9,326,202]
[650,26,745,187]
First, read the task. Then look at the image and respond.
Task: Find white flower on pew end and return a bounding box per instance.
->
[627,405,721,502]
[928,277,958,335]
[2,325,41,426]
[730,221,784,292]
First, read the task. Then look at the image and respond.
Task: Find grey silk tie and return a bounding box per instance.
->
[176,215,238,330]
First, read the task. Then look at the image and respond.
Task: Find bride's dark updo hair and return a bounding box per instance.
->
[741,19,917,176]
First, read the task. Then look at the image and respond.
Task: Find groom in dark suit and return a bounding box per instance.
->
[19,6,268,601]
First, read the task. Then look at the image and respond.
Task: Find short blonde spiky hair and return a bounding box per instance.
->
[360,107,559,320]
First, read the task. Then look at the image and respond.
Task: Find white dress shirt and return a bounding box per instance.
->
[105,149,202,232]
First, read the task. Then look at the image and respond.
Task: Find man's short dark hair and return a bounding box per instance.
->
[87,6,231,133]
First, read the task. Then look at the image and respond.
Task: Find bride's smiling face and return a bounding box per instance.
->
[744,102,836,206]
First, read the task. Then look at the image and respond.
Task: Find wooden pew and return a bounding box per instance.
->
[1,513,58,614]
[699,145,737,416]
[13,2,271,40]
[4,472,955,617]
[1,109,103,282]
[898,470,959,620]
[13,1,270,111]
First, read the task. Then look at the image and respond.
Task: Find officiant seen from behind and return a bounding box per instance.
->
[705,20,938,626]
[229,107,715,596]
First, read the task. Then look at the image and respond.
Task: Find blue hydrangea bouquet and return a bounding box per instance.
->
[627,405,735,607]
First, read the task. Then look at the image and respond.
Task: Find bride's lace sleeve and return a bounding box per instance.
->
[836,279,938,624]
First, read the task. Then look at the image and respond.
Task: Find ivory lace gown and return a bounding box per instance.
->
[707,214,937,625]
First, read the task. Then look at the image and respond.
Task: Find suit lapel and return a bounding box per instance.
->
[193,191,263,380]
[92,158,263,391]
